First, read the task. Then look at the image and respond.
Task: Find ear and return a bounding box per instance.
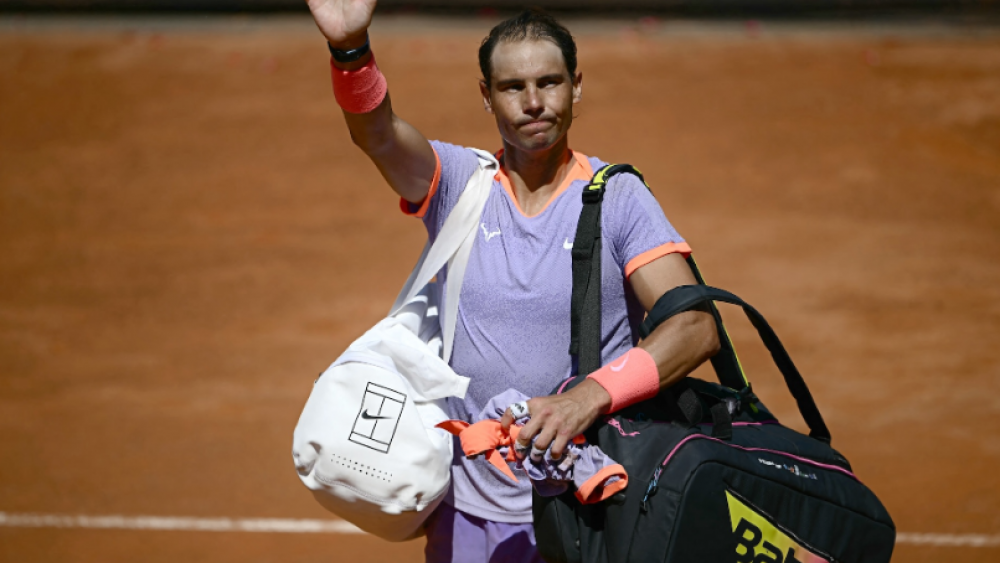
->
[479,80,494,114]
[572,71,583,104]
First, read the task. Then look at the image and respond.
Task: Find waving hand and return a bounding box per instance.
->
[302,0,436,207]
[306,0,377,49]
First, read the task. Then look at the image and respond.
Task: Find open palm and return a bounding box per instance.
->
[306,0,377,47]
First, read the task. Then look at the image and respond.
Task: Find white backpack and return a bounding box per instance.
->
[292,149,498,542]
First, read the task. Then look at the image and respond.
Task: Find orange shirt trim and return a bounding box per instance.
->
[624,242,693,280]
[399,149,442,219]
[495,150,594,219]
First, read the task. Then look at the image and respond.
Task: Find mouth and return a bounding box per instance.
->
[518,119,554,134]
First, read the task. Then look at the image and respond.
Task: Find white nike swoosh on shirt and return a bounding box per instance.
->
[563,238,573,250]
[610,353,630,372]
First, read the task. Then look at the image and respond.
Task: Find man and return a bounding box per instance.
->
[305,3,720,561]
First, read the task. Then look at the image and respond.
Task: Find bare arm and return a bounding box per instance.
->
[629,252,721,387]
[504,252,720,458]
[307,0,436,203]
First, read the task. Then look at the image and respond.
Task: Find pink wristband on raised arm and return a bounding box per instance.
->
[330,55,387,114]
[587,348,660,413]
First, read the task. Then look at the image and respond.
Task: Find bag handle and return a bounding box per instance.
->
[683,256,751,394]
[391,149,498,361]
[640,284,832,444]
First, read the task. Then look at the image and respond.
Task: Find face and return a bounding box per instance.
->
[480,39,583,154]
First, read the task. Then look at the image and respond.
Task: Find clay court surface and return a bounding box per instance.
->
[1,14,998,562]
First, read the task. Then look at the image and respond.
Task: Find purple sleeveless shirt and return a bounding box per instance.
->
[403,141,690,523]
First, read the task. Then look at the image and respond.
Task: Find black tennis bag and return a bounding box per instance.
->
[532,165,895,563]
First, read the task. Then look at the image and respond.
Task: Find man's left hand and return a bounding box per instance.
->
[500,379,612,460]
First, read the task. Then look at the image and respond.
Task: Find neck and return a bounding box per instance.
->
[500,136,573,215]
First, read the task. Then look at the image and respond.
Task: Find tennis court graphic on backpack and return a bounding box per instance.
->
[349,382,406,454]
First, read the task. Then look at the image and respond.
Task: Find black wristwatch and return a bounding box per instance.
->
[329,37,371,64]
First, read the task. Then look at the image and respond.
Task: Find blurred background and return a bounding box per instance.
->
[1,0,999,13]
[0,1,998,563]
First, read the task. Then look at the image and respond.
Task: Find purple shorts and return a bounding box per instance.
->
[424,503,545,563]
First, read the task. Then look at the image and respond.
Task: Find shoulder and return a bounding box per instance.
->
[582,154,652,200]
[582,156,673,236]
[579,157,688,270]
[412,141,493,229]
[430,140,483,170]
[429,140,493,189]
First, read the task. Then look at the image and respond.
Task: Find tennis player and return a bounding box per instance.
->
[305,3,721,561]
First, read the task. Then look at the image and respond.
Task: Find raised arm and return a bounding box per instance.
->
[306,0,437,204]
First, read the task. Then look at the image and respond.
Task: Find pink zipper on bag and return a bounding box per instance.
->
[640,427,857,511]
[659,433,857,480]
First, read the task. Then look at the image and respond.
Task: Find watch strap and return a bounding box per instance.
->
[329,37,371,64]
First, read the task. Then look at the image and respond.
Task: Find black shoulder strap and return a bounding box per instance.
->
[685,256,751,393]
[568,164,751,396]
[569,164,647,375]
[640,284,832,444]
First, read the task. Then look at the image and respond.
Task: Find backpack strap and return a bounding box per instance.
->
[569,164,647,375]
[568,164,751,396]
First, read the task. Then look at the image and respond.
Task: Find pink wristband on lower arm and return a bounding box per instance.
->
[330,55,387,114]
[587,348,660,413]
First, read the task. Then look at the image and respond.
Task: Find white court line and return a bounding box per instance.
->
[1,512,999,547]
[0,512,363,534]
[896,533,1000,548]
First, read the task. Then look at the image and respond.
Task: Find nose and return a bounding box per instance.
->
[523,85,544,118]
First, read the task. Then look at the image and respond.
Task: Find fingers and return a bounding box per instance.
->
[510,395,593,462]
[501,400,530,432]
[514,416,540,460]
[548,434,570,461]
[513,398,569,461]
[500,407,514,432]
[509,400,530,419]
[513,439,530,460]
[529,426,559,461]
[533,427,572,461]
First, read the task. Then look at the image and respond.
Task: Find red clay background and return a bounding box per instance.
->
[0,16,998,563]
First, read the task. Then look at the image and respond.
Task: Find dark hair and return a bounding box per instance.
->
[478,9,578,88]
